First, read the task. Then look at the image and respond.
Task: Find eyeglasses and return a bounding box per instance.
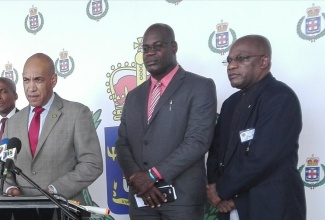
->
[222,55,265,66]
[142,41,173,53]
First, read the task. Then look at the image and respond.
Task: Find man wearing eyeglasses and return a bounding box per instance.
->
[206,35,306,220]
[116,23,217,220]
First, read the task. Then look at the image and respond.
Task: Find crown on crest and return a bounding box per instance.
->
[106,37,149,121]
[306,154,319,166]
[60,49,68,59]
[29,6,38,16]
[5,62,12,72]
[307,4,321,17]
[216,20,228,33]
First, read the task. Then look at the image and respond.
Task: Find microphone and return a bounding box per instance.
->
[2,137,22,176]
[0,138,9,191]
[0,138,10,155]
[0,138,10,178]
[1,137,22,193]
[0,138,16,193]
[80,205,110,216]
[7,137,22,153]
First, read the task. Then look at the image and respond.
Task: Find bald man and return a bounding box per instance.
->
[207,35,306,220]
[116,23,217,220]
[4,53,103,220]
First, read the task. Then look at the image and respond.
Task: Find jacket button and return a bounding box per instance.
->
[143,162,148,166]
[32,172,36,175]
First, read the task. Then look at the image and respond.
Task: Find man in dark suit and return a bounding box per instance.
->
[116,23,217,220]
[206,35,306,220]
[0,77,18,220]
[3,53,103,220]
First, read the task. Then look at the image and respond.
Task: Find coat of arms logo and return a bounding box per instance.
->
[106,37,149,121]
[24,6,44,35]
[209,20,237,55]
[297,4,325,42]
[1,62,18,84]
[86,0,109,21]
[299,154,325,189]
[166,0,182,5]
[55,49,75,78]
[105,37,149,214]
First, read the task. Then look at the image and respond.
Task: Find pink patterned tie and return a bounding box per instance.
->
[148,82,162,123]
[29,107,45,157]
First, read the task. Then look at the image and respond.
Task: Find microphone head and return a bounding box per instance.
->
[7,137,22,154]
[0,138,9,158]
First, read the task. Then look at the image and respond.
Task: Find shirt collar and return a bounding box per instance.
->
[1,107,17,120]
[30,92,55,113]
[150,64,179,90]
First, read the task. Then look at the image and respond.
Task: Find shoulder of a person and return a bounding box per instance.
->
[60,98,90,112]
[183,71,214,86]
[127,79,150,96]
[220,92,241,110]
[10,106,29,119]
[264,78,298,98]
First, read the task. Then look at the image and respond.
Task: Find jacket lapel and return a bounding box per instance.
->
[20,107,33,161]
[33,94,62,159]
[223,74,274,166]
[137,80,151,128]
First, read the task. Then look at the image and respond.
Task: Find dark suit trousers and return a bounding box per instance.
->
[129,204,205,220]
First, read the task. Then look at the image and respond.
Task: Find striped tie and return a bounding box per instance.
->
[148,81,162,123]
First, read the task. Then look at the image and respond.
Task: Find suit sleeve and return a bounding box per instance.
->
[115,93,142,180]
[206,118,221,184]
[51,105,103,198]
[156,78,217,184]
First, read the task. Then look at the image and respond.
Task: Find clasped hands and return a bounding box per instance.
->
[129,171,167,208]
[206,183,235,213]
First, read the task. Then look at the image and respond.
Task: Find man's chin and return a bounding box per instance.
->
[146,67,158,74]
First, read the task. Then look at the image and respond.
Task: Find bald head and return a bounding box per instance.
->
[24,53,55,77]
[226,35,272,90]
[234,35,272,61]
[144,23,176,43]
[142,23,178,80]
[23,53,57,107]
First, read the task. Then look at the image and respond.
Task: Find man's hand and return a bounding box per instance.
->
[7,188,21,196]
[217,199,235,213]
[206,183,222,207]
[141,186,167,208]
[129,171,155,196]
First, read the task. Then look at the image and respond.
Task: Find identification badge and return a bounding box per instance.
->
[239,128,255,143]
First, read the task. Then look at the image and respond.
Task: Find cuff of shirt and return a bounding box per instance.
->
[5,186,18,193]
[48,184,58,194]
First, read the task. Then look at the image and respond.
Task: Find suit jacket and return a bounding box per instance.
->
[4,93,103,204]
[116,66,217,206]
[207,74,306,220]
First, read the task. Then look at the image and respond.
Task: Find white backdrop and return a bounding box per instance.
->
[0,1,324,219]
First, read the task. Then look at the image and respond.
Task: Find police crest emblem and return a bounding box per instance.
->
[297,4,325,42]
